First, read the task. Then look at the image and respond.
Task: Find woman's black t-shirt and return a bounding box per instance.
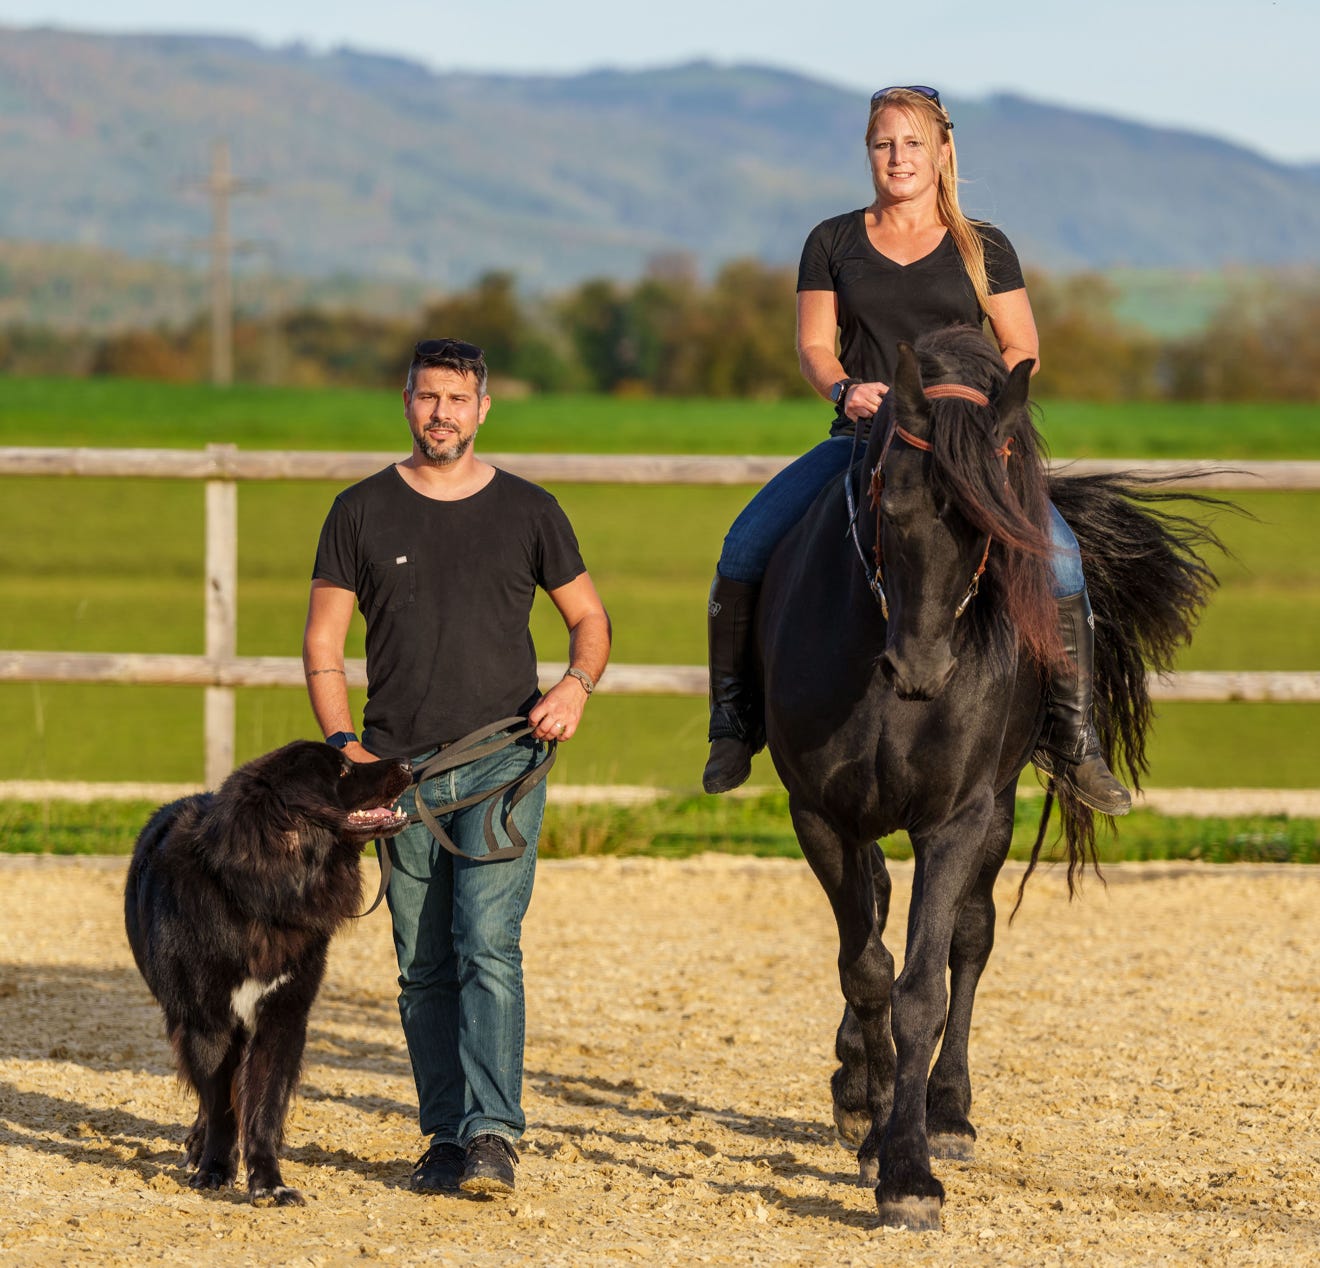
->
[797,211,1026,435]
[312,466,586,756]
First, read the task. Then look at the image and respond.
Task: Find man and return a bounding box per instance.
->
[303,337,610,1197]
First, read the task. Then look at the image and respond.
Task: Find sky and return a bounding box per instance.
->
[2,0,1317,165]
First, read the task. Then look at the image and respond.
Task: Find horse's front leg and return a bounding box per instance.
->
[926,785,1016,1160]
[792,806,896,1185]
[878,820,988,1232]
[829,842,894,1153]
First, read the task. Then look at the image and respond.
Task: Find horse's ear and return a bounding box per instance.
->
[892,342,932,434]
[994,358,1034,431]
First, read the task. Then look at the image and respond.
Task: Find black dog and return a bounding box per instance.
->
[125,740,413,1206]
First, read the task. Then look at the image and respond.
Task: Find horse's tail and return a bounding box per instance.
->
[1015,471,1235,910]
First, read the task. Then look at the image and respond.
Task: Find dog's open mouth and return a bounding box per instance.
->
[345,806,411,836]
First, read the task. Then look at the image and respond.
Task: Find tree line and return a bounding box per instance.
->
[3,261,1318,400]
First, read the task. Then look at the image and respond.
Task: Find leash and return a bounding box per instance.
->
[358,716,557,916]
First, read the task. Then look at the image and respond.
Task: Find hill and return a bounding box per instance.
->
[3,27,1320,291]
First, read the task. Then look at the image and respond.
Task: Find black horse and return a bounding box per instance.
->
[756,325,1222,1231]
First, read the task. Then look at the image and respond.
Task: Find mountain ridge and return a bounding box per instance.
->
[2,27,1318,290]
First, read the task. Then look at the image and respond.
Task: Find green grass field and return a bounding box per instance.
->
[5,375,1320,457]
[3,791,1315,864]
[2,376,1317,798]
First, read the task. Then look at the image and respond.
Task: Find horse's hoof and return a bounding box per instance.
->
[832,1104,870,1146]
[857,1155,879,1185]
[929,1132,975,1161]
[876,1195,942,1232]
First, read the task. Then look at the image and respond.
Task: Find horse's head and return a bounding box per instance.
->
[870,335,1037,700]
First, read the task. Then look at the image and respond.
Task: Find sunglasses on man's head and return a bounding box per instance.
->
[871,85,943,110]
[413,338,484,360]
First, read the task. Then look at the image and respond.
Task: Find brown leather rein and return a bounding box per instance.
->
[850,383,1013,621]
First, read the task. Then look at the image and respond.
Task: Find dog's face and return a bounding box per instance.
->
[334,749,414,844]
[217,741,414,852]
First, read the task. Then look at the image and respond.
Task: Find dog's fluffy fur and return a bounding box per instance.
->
[124,740,412,1205]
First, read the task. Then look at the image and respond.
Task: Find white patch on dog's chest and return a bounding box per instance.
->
[231,974,292,1031]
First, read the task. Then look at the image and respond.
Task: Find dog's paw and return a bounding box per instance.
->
[250,1185,306,1208]
[188,1163,235,1191]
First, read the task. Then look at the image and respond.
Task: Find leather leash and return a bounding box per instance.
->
[358,716,556,916]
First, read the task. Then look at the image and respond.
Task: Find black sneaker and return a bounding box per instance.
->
[459,1133,519,1195]
[410,1141,466,1194]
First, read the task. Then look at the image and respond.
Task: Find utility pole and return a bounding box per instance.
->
[200,140,260,387]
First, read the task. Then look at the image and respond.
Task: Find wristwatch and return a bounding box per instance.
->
[829,378,857,406]
[325,731,358,749]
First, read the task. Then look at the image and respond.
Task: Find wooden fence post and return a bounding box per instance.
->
[204,445,238,787]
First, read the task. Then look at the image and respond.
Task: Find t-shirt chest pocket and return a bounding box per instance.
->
[366,551,417,614]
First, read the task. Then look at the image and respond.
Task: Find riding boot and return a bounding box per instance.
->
[1032,589,1133,816]
[702,574,764,795]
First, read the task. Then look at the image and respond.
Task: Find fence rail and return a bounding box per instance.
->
[3,445,1316,788]
[4,446,1320,488]
[2,651,1319,704]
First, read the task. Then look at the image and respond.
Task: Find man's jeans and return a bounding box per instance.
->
[384,732,546,1147]
[718,435,1084,597]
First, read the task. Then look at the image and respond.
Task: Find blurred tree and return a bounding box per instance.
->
[1167,282,1320,401]
[419,271,580,391]
[278,309,408,387]
[1027,270,1161,401]
[558,278,633,391]
[89,327,201,381]
[694,260,809,399]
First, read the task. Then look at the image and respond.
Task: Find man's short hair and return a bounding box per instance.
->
[406,338,489,397]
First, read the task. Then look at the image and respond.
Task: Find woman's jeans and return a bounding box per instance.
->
[384,733,547,1147]
[718,436,1084,597]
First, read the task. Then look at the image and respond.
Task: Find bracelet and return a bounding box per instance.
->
[563,667,595,696]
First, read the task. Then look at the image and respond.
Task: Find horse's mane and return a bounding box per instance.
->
[911,326,1064,669]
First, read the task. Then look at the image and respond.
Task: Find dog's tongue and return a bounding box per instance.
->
[347,807,404,826]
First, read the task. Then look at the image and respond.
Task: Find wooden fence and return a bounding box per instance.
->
[3,445,1318,788]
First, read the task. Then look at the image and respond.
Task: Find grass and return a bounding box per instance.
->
[5,375,1320,457]
[2,791,1315,865]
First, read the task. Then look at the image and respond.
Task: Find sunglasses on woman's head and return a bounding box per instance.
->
[413,338,484,360]
[871,85,943,109]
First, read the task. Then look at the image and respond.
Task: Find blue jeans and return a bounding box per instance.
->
[718,436,1084,598]
[384,732,547,1147]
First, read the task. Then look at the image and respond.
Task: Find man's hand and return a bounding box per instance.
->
[528,677,588,742]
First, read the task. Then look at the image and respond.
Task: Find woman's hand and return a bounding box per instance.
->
[843,380,890,422]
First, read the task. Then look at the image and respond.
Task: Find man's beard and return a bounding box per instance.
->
[416,426,473,465]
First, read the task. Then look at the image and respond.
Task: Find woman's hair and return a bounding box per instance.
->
[866,88,991,312]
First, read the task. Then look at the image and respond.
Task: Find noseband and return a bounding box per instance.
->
[845,383,1013,621]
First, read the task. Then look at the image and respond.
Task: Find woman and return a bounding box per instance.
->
[702,85,1130,816]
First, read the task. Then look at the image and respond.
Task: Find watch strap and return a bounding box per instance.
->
[830,378,858,406]
[326,731,359,749]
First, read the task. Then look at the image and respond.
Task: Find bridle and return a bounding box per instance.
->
[845,383,1013,621]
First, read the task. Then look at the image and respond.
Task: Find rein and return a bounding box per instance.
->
[845,383,1013,621]
[358,716,556,916]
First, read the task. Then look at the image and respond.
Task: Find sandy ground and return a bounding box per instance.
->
[0,853,1316,1267]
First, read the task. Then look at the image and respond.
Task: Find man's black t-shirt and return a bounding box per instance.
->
[312,466,587,756]
[797,211,1026,435]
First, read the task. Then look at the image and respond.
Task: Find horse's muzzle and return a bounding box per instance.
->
[879,649,958,701]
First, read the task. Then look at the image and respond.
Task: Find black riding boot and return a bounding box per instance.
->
[1032,589,1132,816]
[702,574,764,795]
